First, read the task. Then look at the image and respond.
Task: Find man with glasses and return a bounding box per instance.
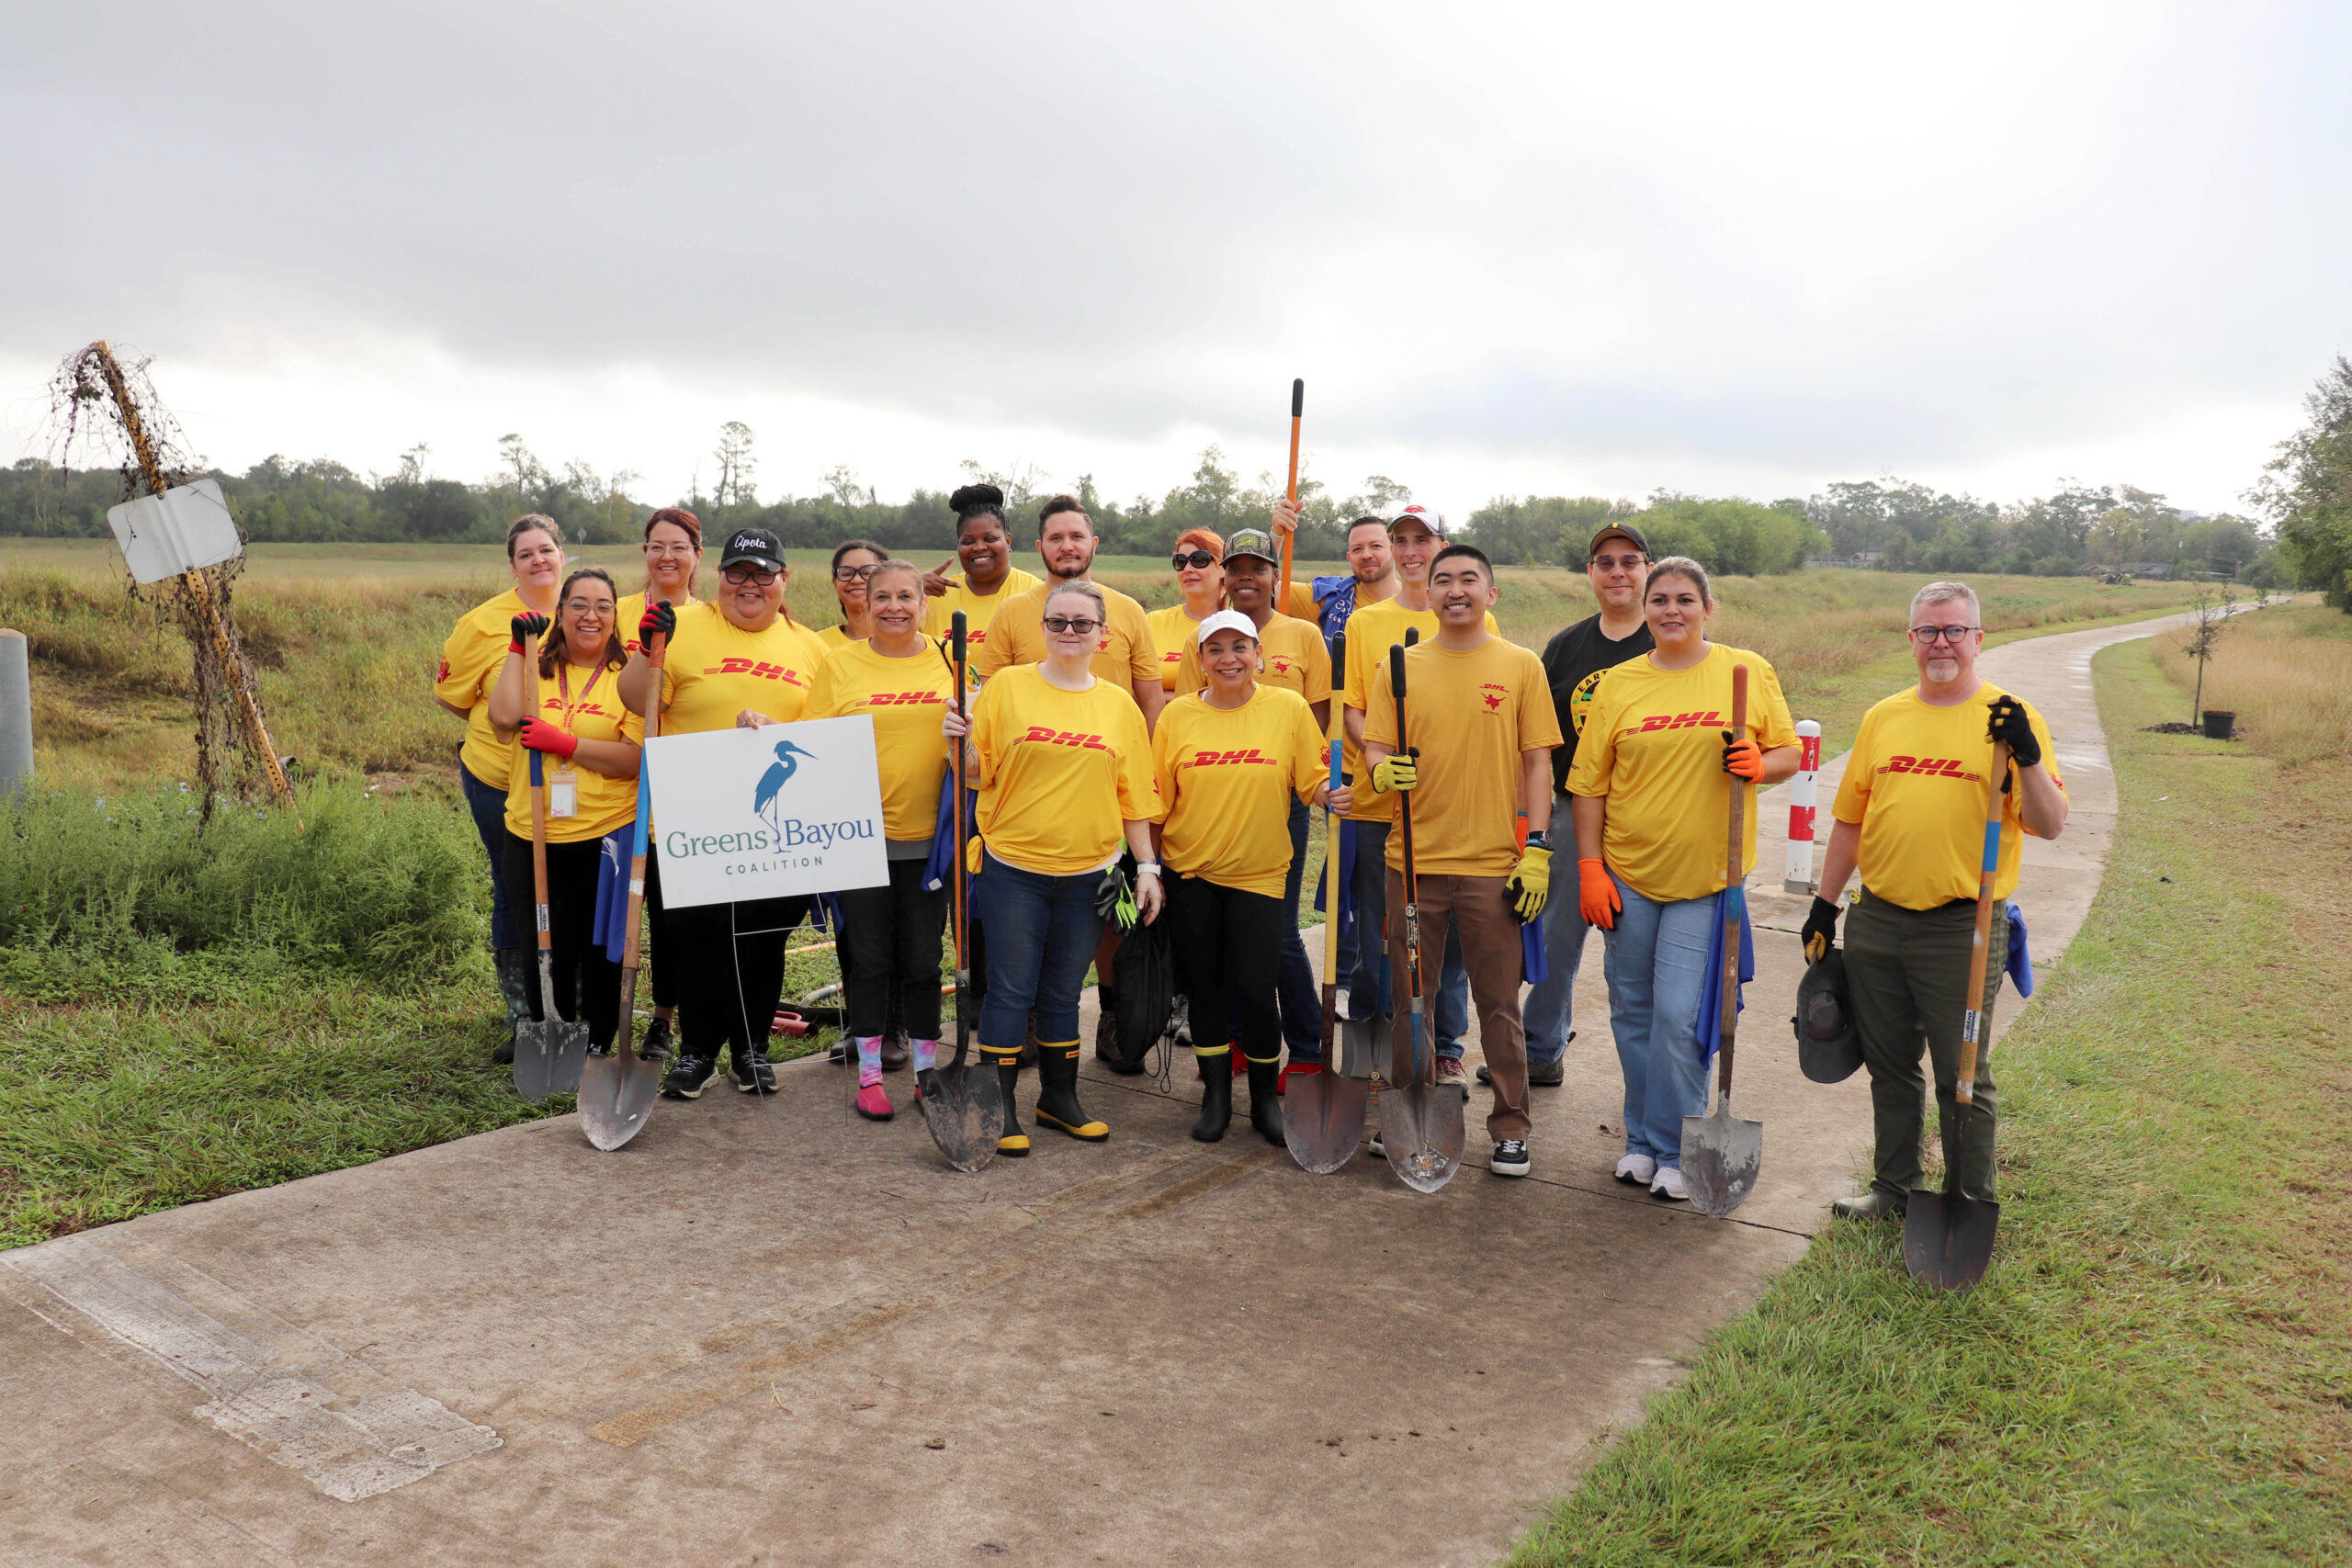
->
[1804,581,2068,1221]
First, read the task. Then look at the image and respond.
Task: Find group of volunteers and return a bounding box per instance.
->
[436,483,2064,1204]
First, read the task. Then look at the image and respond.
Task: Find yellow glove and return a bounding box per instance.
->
[1371,750,1418,794]
[1507,843,1552,921]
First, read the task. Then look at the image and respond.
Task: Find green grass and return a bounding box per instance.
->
[1507,638,2352,1565]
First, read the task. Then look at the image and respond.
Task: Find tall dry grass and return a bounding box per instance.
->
[2152,601,2352,766]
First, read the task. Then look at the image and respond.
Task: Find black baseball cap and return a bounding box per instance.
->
[1588,523,1651,559]
[719,526,786,573]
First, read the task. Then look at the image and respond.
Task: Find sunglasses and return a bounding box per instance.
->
[1041,615,1102,636]
[1908,625,1980,644]
[722,563,781,586]
[1170,550,1218,570]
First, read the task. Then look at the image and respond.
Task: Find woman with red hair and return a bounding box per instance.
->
[1147,528,1225,693]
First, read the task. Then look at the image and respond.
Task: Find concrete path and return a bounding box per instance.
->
[0,611,2206,1568]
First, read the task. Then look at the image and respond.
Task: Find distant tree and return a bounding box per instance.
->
[1635,493,1825,576]
[2250,355,2352,609]
[2180,514,2265,577]
[713,423,758,507]
[1460,495,1639,566]
[498,434,551,495]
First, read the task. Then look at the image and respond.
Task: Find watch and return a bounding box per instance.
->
[1523,829,1548,850]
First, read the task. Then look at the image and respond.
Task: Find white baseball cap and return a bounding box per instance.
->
[1195,609,1261,646]
[1385,503,1447,537]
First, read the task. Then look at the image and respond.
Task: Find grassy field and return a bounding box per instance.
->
[1507,636,2352,1565]
[2150,599,2352,765]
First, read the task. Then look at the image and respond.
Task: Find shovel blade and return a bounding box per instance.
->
[511,1020,567,1101]
[1903,1186,2000,1292]
[1679,1105,1764,1219]
[1378,1081,1466,1193]
[916,1066,1006,1173]
[1283,1071,1369,1174]
[1338,1015,1384,1079]
[577,1047,662,1151]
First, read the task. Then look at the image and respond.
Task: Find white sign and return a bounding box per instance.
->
[106,479,243,584]
[642,716,888,908]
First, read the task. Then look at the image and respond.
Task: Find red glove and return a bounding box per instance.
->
[518,717,579,759]
[639,599,676,646]
[1577,858,1621,930]
[508,612,549,655]
[1721,731,1762,781]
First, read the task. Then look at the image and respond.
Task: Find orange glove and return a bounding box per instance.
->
[1721,731,1763,781]
[1577,858,1621,930]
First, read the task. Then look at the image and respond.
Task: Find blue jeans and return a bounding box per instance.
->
[1344,819,1468,1057]
[977,852,1106,1053]
[1600,871,1713,1168]
[1519,791,1590,1065]
[460,762,519,951]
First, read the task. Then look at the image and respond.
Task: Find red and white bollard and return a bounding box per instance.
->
[1783,719,1821,894]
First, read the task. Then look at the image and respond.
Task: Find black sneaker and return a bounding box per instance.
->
[662,1054,715,1100]
[731,1050,777,1095]
[639,1016,674,1064]
[1490,1138,1531,1178]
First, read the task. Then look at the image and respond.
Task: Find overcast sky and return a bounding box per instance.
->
[5,2,2346,518]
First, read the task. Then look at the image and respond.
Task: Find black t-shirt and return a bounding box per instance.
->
[1540,613,1656,793]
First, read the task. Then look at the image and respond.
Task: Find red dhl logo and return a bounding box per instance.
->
[1635,709,1724,732]
[865,691,946,706]
[1480,683,1510,712]
[1885,755,1979,780]
[707,659,810,685]
[436,657,452,682]
[1018,726,1109,750]
[1184,748,1277,768]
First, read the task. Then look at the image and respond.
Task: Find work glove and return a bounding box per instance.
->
[1801,895,1840,964]
[1371,748,1419,794]
[1095,865,1138,932]
[1577,858,1620,931]
[508,611,550,651]
[1986,696,2041,769]
[1506,843,1553,922]
[517,716,578,759]
[639,599,677,646]
[1721,731,1763,781]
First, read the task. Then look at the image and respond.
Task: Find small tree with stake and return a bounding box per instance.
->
[2181,581,2240,727]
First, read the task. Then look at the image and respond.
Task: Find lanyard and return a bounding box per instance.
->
[553,663,605,735]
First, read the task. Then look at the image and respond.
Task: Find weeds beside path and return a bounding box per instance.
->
[1508,637,2352,1566]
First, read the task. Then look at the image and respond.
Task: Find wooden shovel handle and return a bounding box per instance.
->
[1956,740,2009,1106]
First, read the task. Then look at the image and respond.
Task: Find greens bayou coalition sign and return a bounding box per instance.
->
[642,716,888,908]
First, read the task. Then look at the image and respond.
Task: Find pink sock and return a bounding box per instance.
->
[911,1038,939,1072]
[855,1035,882,1088]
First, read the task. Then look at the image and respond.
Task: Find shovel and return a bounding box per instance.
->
[1904,739,2009,1291]
[1682,662,1763,1218]
[917,611,1006,1171]
[513,630,593,1102]
[1376,641,1466,1193]
[578,614,670,1150]
[1284,631,1368,1174]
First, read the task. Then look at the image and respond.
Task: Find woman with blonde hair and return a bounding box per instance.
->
[613,505,703,1060]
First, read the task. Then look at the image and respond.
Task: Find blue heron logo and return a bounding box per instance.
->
[752,739,818,839]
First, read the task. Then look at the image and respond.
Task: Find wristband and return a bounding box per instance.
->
[508,639,525,655]
[1135,863,1162,878]
[1524,829,1548,850]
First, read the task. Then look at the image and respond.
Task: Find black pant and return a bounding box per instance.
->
[499,832,623,1050]
[840,860,947,1041]
[1164,871,1286,1064]
[642,845,679,1010]
[667,894,811,1066]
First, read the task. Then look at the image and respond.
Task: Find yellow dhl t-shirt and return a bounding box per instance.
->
[814,623,860,651]
[1170,613,1333,710]
[971,581,1161,703]
[804,637,973,842]
[500,661,645,845]
[616,590,703,659]
[1147,604,1210,691]
[653,603,832,736]
[1339,598,1500,824]
[921,567,1043,648]
[1150,688,1327,898]
[436,588,527,790]
[1833,682,2065,910]
[1566,644,1797,903]
[1363,637,1561,878]
[971,666,1158,876]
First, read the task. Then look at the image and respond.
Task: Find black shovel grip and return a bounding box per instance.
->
[1291,378,1305,418]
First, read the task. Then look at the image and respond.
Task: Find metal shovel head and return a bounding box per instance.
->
[1283,1070,1369,1174]
[1378,1080,1467,1194]
[917,1065,1006,1174]
[511,1016,591,1102]
[577,1045,662,1151]
[1903,1185,2000,1292]
[1680,1101,1763,1219]
[1338,1014,1385,1078]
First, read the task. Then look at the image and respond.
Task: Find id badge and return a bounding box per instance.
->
[548,768,579,819]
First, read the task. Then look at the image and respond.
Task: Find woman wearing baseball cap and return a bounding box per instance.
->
[618,525,833,1101]
[1566,557,1800,1200]
[942,580,1163,1156]
[1151,609,1341,1144]
[1148,528,1225,691]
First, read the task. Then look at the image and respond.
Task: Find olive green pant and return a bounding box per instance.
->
[1845,889,2007,1202]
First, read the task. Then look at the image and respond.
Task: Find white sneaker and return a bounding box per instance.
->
[1614,1152,1657,1186]
[1650,1166,1689,1201]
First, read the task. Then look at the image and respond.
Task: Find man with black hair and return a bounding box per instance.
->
[971,496,1164,729]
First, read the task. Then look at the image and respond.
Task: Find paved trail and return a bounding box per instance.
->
[0,611,2212,1568]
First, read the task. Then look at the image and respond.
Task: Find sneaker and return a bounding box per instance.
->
[1435,1056,1467,1088]
[638,1016,674,1063]
[1368,1127,1385,1156]
[1490,1139,1531,1178]
[1276,1061,1323,1096]
[1614,1152,1657,1186]
[1831,1190,1906,1222]
[730,1051,777,1095]
[1170,994,1193,1048]
[854,1082,894,1121]
[1476,1057,1565,1088]
[1650,1166,1689,1201]
[661,1054,716,1100]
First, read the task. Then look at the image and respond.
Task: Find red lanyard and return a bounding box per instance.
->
[553,663,604,736]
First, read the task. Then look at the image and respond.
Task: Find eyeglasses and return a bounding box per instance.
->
[1041,616,1102,636]
[1170,550,1218,570]
[644,544,696,558]
[833,564,879,582]
[1908,625,1980,644]
[1589,553,1646,571]
[723,564,781,586]
[560,599,609,616]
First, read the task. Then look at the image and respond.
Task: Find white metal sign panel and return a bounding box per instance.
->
[641,716,888,908]
[106,478,243,583]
